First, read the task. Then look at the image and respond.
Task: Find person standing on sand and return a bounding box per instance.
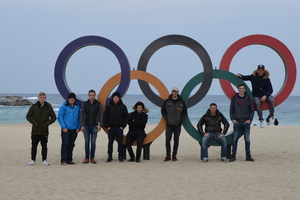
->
[26,92,56,166]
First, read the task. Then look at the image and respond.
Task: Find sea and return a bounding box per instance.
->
[0,93,299,126]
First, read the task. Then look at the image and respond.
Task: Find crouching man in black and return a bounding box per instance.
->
[126,102,148,163]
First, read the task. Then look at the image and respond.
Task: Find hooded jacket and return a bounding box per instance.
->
[103,99,128,129]
[230,93,254,123]
[197,109,229,136]
[58,101,81,130]
[161,94,187,126]
[240,69,273,98]
[127,108,149,137]
[26,101,57,135]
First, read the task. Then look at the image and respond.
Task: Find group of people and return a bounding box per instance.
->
[25,64,275,165]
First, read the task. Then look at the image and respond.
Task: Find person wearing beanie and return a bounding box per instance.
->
[161,87,187,162]
[103,91,128,163]
[80,89,103,164]
[237,64,276,128]
[126,101,149,163]
[58,92,81,165]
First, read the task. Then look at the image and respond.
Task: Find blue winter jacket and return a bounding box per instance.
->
[58,101,81,130]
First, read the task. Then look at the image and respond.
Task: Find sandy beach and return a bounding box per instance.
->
[0,123,299,200]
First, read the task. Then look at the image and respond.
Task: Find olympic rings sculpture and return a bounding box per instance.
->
[54,34,297,144]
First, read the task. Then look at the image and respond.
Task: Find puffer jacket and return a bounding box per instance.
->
[58,101,81,130]
[127,109,148,137]
[103,99,128,129]
[26,101,57,135]
[241,70,273,98]
[197,109,229,136]
[230,93,254,123]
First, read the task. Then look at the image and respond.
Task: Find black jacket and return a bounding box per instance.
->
[103,99,128,129]
[230,93,254,123]
[197,109,229,136]
[80,99,103,127]
[127,110,148,137]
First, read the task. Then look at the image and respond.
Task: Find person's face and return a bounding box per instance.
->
[136,105,143,113]
[68,98,76,105]
[113,96,120,104]
[209,105,217,114]
[38,95,46,104]
[88,92,96,101]
[257,68,265,76]
[238,86,246,95]
[172,90,178,98]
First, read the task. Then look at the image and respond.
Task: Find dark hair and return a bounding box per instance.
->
[210,103,217,107]
[134,101,145,109]
[88,89,96,94]
[238,84,245,89]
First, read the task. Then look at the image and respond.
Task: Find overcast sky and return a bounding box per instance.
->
[1,0,299,98]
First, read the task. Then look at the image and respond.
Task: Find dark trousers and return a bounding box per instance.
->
[165,125,181,157]
[107,128,123,159]
[126,133,145,160]
[61,129,78,163]
[31,135,48,161]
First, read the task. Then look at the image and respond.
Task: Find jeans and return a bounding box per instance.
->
[165,125,181,157]
[254,95,275,121]
[107,128,124,159]
[61,129,78,163]
[201,132,227,159]
[232,123,251,157]
[31,135,48,161]
[83,126,98,159]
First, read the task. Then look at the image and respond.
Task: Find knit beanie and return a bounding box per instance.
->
[68,92,76,99]
[112,92,121,98]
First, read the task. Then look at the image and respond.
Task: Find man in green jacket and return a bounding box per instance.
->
[26,92,56,166]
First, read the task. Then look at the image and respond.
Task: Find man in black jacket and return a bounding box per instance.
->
[161,87,187,162]
[197,103,229,162]
[229,84,255,162]
[104,92,128,162]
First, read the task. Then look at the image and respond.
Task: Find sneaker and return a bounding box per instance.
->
[246,156,255,162]
[67,161,76,165]
[82,158,89,164]
[268,117,274,124]
[260,120,265,128]
[27,160,35,166]
[128,157,135,162]
[172,156,178,162]
[221,157,228,162]
[119,158,124,163]
[106,157,112,163]
[42,160,50,166]
[163,157,171,162]
[202,157,208,162]
[135,159,140,163]
[61,162,67,166]
[90,158,97,164]
[229,155,236,162]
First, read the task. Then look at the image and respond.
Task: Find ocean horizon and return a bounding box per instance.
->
[0,93,299,126]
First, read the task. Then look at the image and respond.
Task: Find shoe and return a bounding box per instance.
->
[42,160,50,166]
[128,157,135,162]
[246,156,255,162]
[90,158,97,164]
[163,156,171,162]
[82,158,89,164]
[135,159,140,163]
[119,158,124,163]
[274,118,279,126]
[268,117,274,124]
[61,162,67,166]
[67,161,76,165]
[260,120,265,128]
[27,160,35,166]
[172,156,178,162]
[106,157,112,163]
[221,157,228,162]
[229,155,236,162]
[202,157,208,162]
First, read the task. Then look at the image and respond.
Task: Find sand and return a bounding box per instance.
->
[0,123,299,200]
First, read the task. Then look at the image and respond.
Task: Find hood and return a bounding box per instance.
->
[131,106,149,113]
[252,69,270,79]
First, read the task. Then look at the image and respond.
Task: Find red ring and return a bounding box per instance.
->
[219,34,297,109]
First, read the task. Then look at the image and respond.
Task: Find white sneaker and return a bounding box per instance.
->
[27,160,35,166]
[268,117,274,124]
[42,160,50,166]
[260,120,265,128]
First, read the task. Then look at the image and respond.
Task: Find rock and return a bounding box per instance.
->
[0,95,33,106]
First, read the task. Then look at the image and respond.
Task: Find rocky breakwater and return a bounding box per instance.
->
[0,95,33,106]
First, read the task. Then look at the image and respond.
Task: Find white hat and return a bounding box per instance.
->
[171,87,179,92]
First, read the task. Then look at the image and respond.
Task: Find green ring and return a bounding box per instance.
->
[181,69,252,145]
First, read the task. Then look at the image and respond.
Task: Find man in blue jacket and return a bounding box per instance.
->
[58,93,81,166]
[237,64,275,128]
[229,84,255,162]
